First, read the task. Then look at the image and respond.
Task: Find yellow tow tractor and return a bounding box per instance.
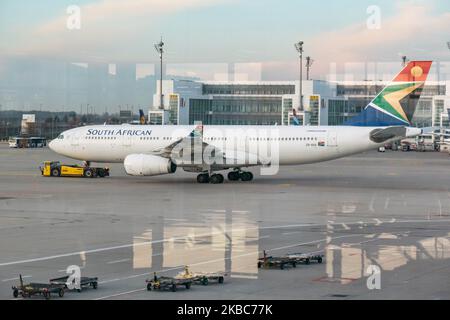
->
[40,161,109,178]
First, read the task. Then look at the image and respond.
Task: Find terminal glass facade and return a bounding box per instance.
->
[168,94,179,125]
[282,98,292,125]
[433,99,445,127]
[412,98,433,127]
[308,95,320,125]
[203,84,295,95]
[189,97,282,125]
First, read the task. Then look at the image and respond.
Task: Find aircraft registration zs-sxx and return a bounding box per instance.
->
[49,61,431,184]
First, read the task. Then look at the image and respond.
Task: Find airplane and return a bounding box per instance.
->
[49,61,431,184]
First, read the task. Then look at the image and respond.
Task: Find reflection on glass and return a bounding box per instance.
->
[130,210,259,278]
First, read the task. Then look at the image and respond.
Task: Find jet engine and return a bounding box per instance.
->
[124,154,177,176]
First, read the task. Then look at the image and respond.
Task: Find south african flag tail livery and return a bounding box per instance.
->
[345,61,432,127]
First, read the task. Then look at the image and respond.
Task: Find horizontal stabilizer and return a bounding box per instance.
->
[370,126,422,143]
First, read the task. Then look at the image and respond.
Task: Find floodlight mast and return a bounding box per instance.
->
[295,41,304,111]
[155,38,164,110]
[401,55,408,67]
[305,56,313,80]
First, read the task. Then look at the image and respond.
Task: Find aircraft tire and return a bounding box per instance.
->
[197,173,209,184]
[227,171,240,181]
[210,174,224,184]
[240,171,253,181]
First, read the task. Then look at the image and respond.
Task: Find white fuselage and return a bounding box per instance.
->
[49,124,389,166]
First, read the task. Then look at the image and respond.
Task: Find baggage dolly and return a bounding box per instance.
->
[176,266,225,286]
[49,275,98,292]
[257,250,296,270]
[286,252,324,265]
[146,273,192,292]
[12,275,65,299]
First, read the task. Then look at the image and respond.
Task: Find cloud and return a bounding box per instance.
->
[10,0,227,61]
[306,3,450,76]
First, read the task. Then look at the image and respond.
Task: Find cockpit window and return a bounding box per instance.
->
[57,135,64,139]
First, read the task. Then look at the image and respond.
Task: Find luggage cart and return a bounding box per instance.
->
[12,275,65,299]
[176,266,225,286]
[146,273,192,292]
[257,250,296,269]
[49,276,98,292]
[287,252,324,265]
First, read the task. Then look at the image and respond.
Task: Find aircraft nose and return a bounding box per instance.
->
[48,139,56,152]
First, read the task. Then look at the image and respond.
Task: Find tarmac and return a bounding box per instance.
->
[0,143,449,300]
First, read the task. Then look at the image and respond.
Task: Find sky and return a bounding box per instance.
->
[1,0,450,79]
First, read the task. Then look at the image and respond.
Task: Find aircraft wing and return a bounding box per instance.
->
[150,124,264,168]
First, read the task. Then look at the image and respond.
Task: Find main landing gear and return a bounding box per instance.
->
[196,170,254,184]
[197,173,224,184]
[227,170,253,182]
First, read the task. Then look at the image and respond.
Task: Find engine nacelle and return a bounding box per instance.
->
[124,154,177,176]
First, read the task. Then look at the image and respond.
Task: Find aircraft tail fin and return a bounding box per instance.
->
[345,61,432,126]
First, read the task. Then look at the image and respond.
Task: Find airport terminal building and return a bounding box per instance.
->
[150,79,450,127]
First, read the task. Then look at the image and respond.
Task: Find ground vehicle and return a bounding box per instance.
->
[175,266,225,286]
[12,275,65,299]
[146,273,192,292]
[401,144,410,151]
[49,276,98,292]
[257,250,324,269]
[286,252,324,265]
[9,136,46,148]
[40,161,109,178]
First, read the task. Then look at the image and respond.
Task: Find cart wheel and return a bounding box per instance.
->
[185,283,191,289]
[21,292,27,298]
[305,258,310,265]
[13,289,19,298]
[171,284,177,292]
[51,168,60,177]
[257,262,262,268]
[280,263,285,270]
[59,289,65,298]
[218,277,224,284]
[292,262,297,268]
[92,282,98,289]
[146,283,152,291]
[201,278,208,286]
[318,257,323,264]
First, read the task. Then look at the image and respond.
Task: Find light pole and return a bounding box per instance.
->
[295,41,304,111]
[154,38,164,110]
[401,55,408,67]
[305,56,314,80]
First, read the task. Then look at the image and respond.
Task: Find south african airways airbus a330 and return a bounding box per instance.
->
[49,61,431,183]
